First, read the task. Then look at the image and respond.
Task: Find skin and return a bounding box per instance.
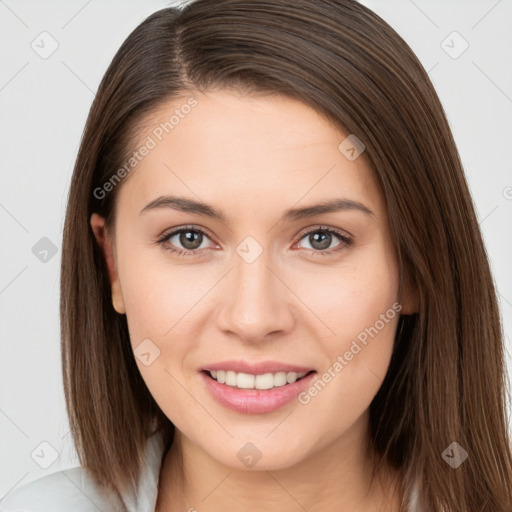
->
[91,89,417,512]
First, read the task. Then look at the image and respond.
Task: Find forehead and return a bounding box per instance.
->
[116,89,384,222]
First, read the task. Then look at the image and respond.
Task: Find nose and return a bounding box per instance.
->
[215,249,295,344]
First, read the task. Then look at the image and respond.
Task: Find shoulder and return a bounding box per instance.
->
[1,429,168,512]
[0,466,124,512]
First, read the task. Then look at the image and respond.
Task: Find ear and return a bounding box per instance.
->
[90,213,126,315]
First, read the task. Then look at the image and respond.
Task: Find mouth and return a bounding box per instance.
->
[200,368,317,414]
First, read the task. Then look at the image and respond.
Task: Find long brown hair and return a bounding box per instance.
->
[60,1,512,510]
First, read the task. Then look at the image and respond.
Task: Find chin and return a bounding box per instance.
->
[206,436,314,472]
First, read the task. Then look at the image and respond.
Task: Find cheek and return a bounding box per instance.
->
[297,240,400,389]
[115,245,214,408]
[116,252,203,420]
[295,240,399,341]
[117,243,206,345]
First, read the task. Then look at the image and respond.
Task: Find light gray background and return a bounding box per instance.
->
[1,0,511,500]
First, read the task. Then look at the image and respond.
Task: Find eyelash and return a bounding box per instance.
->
[156,225,353,258]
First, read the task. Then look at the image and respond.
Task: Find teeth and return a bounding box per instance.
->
[208,370,308,389]
[226,371,237,386]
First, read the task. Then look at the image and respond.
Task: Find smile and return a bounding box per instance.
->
[200,369,317,414]
[208,369,310,389]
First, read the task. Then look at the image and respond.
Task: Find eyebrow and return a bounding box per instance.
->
[139,195,374,222]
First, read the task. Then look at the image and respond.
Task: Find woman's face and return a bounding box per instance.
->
[92,89,408,470]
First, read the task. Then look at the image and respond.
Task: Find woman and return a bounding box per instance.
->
[2,1,511,511]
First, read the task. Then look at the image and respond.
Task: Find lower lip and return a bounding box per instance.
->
[200,370,316,414]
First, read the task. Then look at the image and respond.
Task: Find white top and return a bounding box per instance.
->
[0,431,167,512]
[0,431,420,511]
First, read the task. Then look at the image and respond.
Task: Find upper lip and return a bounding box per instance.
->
[201,360,315,375]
